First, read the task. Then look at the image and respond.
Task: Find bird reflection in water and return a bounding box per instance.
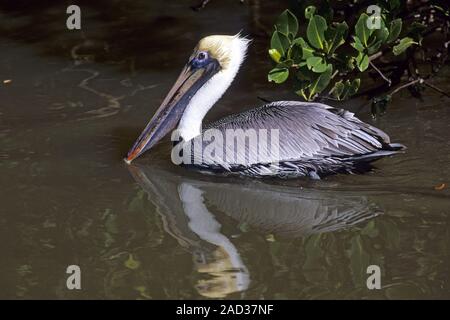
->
[128,164,382,298]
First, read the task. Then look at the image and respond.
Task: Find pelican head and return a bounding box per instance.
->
[125,34,250,164]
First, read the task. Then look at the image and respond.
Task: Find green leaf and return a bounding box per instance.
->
[297,89,308,100]
[325,22,348,54]
[392,37,417,55]
[268,67,289,83]
[332,78,360,100]
[351,36,365,52]
[279,59,293,68]
[306,56,328,73]
[270,31,290,57]
[356,52,369,71]
[409,22,426,35]
[287,42,302,64]
[294,37,315,59]
[276,9,299,38]
[307,15,328,50]
[296,64,314,82]
[367,40,382,55]
[408,22,426,43]
[294,65,315,100]
[387,18,402,43]
[345,55,356,71]
[355,13,374,47]
[269,48,281,63]
[332,81,345,100]
[306,56,321,69]
[351,78,361,93]
[374,26,389,43]
[308,64,332,99]
[304,6,316,20]
[312,62,328,73]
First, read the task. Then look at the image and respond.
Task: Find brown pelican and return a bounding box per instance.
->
[125,34,405,178]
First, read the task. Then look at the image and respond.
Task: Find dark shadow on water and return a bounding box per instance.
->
[0,0,284,72]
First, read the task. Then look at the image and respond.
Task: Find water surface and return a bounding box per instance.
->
[0,1,449,299]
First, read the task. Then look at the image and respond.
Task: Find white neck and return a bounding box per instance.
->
[177,36,248,141]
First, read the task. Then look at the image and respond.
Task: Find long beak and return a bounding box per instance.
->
[125,61,218,164]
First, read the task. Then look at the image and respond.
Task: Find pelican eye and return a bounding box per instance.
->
[191,51,210,68]
[197,51,207,60]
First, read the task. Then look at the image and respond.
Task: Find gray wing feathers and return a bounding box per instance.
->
[198,101,392,167]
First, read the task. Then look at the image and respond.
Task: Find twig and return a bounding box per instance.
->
[369,61,392,86]
[390,78,423,96]
[325,70,345,96]
[388,78,450,99]
[423,81,450,98]
[369,51,383,61]
[331,70,339,79]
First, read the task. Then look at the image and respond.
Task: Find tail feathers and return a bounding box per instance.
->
[337,142,406,175]
[351,150,399,163]
[386,142,407,151]
[350,142,406,163]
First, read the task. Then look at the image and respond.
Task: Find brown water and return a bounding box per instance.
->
[0,1,449,299]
